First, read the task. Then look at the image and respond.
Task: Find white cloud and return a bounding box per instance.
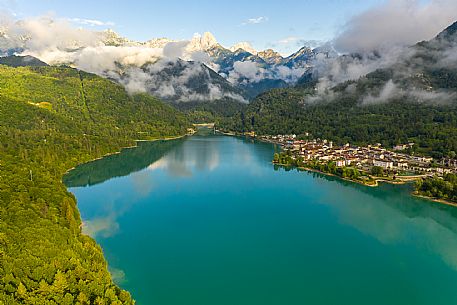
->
[68,18,115,27]
[229,60,264,83]
[242,16,268,25]
[227,60,306,84]
[334,0,457,53]
[0,13,304,102]
[363,79,399,104]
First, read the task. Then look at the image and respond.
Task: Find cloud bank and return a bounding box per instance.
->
[307,0,457,103]
[0,15,249,102]
[334,0,457,54]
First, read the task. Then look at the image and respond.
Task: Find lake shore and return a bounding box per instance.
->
[63,133,190,177]
[412,193,457,208]
[215,131,457,208]
[273,162,413,188]
[275,162,457,208]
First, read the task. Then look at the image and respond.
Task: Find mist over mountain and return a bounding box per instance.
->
[1,0,456,107]
[0,16,326,104]
[218,20,457,160]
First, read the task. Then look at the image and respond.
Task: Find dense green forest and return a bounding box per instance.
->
[172,98,247,124]
[416,174,457,203]
[219,87,457,158]
[0,65,190,304]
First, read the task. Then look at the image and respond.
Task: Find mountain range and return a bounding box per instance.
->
[102,30,335,100]
[0,27,334,104]
[219,21,457,159]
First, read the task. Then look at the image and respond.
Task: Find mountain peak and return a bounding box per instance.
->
[101,29,134,46]
[188,32,219,51]
[145,38,174,48]
[258,49,283,65]
[287,46,314,60]
[258,49,282,59]
[230,42,257,55]
[436,21,457,41]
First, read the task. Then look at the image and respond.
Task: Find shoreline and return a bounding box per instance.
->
[274,162,457,208]
[274,162,404,188]
[63,133,190,176]
[216,132,457,207]
[62,131,191,297]
[274,161,430,187]
[412,192,457,208]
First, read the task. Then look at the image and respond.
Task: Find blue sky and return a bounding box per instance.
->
[3,0,387,54]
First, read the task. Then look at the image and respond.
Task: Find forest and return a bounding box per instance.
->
[0,65,190,304]
[416,174,457,203]
[218,82,457,159]
[218,24,457,160]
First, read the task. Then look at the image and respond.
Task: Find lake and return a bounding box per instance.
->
[65,132,457,305]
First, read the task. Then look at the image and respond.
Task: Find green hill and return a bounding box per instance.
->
[0,55,48,67]
[0,64,190,304]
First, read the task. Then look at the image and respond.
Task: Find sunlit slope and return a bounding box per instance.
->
[0,64,189,304]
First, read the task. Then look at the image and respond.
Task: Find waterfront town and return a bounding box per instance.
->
[261,134,457,177]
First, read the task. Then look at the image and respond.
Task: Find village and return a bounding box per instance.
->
[261,134,457,177]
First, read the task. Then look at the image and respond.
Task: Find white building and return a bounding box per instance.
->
[373,159,394,169]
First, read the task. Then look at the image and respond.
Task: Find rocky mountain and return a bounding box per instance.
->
[258,49,283,65]
[230,42,258,55]
[101,29,138,46]
[187,32,220,53]
[110,31,332,101]
[120,59,248,104]
[97,30,320,100]
[284,47,315,68]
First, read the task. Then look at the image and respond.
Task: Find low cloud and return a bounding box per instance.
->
[228,60,307,85]
[362,79,399,104]
[163,41,188,59]
[302,0,457,103]
[0,14,246,102]
[230,61,264,83]
[119,61,248,103]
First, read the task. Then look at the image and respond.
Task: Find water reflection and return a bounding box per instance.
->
[67,133,224,239]
[69,134,457,278]
[146,135,221,177]
[65,133,224,188]
[277,167,457,270]
[64,139,185,187]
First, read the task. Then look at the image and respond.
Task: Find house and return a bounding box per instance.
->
[394,144,408,151]
[373,159,394,169]
[336,160,346,167]
[395,162,409,169]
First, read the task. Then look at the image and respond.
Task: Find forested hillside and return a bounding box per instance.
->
[0,65,190,304]
[173,98,247,124]
[219,22,457,159]
[219,87,457,158]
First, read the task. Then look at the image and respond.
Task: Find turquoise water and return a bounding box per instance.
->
[66,133,457,305]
